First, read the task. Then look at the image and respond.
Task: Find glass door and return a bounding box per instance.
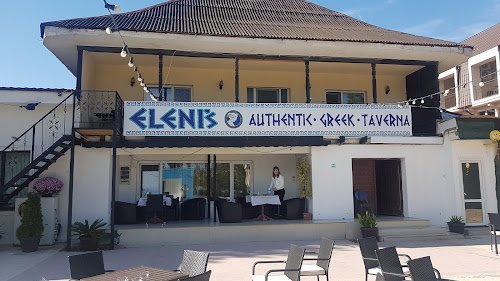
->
[140,164,160,196]
[215,162,253,200]
[461,162,485,225]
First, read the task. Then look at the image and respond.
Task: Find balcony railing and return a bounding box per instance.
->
[77,91,124,132]
[473,77,499,102]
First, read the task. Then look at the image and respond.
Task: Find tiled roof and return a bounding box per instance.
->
[462,23,500,55]
[0,87,72,93]
[40,0,466,48]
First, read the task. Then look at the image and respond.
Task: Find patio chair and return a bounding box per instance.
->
[300,237,335,281]
[181,198,207,220]
[216,198,243,223]
[488,213,500,255]
[358,237,411,281]
[407,256,451,281]
[146,194,165,225]
[252,244,306,281]
[177,270,212,281]
[375,247,410,281]
[68,251,111,280]
[177,250,210,277]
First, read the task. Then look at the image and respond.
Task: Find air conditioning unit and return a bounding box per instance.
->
[14,197,59,246]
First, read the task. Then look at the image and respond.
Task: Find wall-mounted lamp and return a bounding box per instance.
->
[19,103,40,111]
[130,77,135,87]
[219,80,224,90]
[385,85,391,95]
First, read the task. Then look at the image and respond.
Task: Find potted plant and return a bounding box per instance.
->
[16,192,44,252]
[71,219,107,251]
[447,216,465,234]
[32,177,63,197]
[296,156,312,220]
[358,211,378,239]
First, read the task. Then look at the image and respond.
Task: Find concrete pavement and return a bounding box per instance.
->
[2,237,499,281]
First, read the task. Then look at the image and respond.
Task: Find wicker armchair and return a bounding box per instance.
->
[216,199,243,223]
[252,244,305,281]
[358,237,411,281]
[68,251,112,280]
[177,250,210,277]
[375,247,410,281]
[181,198,207,220]
[407,256,451,281]
[488,213,500,255]
[300,237,335,280]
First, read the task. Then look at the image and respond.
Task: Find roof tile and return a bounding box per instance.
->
[41,0,467,48]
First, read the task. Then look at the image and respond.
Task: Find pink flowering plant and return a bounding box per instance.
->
[33,177,63,196]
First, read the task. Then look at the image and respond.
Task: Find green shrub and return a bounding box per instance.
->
[16,193,44,239]
[448,216,464,224]
[71,219,107,239]
[358,211,377,228]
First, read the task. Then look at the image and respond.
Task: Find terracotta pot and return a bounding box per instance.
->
[303,212,312,220]
[19,237,41,253]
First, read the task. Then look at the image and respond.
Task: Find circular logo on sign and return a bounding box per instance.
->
[225,110,243,128]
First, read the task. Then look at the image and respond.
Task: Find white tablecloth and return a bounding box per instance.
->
[137,195,172,207]
[245,195,281,206]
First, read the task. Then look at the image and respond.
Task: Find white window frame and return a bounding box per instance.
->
[144,85,193,102]
[247,87,289,103]
[325,90,366,104]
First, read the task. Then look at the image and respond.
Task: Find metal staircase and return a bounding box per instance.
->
[0,90,123,207]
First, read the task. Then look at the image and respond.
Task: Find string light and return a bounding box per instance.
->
[479,81,485,87]
[412,100,416,105]
[420,99,425,104]
[104,1,161,100]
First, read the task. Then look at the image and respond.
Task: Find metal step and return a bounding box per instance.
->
[381,232,465,242]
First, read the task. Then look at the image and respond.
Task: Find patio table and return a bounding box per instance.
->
[246,195,281,221]
[80,266,187,281]
[137,195,172,207]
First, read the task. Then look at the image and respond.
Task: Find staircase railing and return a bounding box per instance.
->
[0,90,123,206]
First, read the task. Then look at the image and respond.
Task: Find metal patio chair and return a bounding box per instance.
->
[252,244,306,281]
[407,256,452,281]
[300,237,335,281]
[358,237,411,281]
[68,251,111,280]
[488,213,500,255]
[177,250,210,277]
[177,270,212,281]
[375,247,410,281]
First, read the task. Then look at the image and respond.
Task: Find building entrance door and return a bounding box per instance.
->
[461,162,485,225]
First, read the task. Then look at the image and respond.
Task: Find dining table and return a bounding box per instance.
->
[79,266,187,281]
[246,195,281,221]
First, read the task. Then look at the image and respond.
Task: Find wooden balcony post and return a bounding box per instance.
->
[158,55,163,101]
[305,60,311,103]
[235,58,240,102]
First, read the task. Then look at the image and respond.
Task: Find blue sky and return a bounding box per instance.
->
[0,0,498,89]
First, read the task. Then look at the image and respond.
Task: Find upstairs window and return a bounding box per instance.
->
[326,91,365,104]
[145,86,192,102]
[247,88,289,103]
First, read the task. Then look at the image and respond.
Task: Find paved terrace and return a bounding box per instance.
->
[1,237,499,281]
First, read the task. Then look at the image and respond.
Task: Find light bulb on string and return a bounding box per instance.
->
[128,57,134,68]
[137,74,143,82]
[120,45,127,58]
[443,89,450,96]
[105,27,112,35]
[140,80,145,87]
[479,81,485,87]
[421,99,425,104]
[149,92,158,101]
[412,100,416,105]
[143,85,148,91]
[133,66,138,72]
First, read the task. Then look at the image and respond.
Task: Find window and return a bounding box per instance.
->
[247,88,289,103]
[144,86,192,102]
[326,91,365,104]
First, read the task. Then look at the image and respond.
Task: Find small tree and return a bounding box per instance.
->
[296,156,312,198]
[16,192,44,239]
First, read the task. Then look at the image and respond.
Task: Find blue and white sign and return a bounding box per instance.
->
[123,101,412,137]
